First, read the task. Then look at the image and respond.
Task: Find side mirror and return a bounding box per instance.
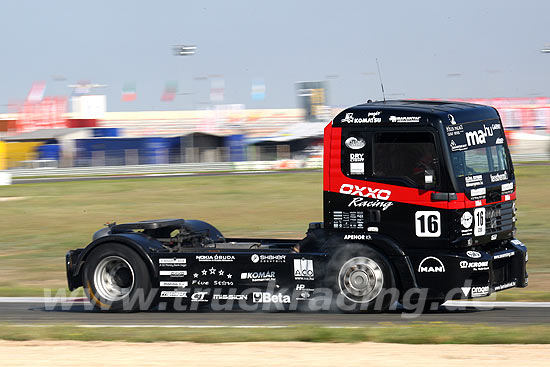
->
[424,169,436,190]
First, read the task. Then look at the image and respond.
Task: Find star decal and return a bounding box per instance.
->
[218,269,224,276]
[193,273,199,278]
[201,269,207,276]
[209,267,216,275]
[227,273,232,279]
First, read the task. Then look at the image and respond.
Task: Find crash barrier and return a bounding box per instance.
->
[3,155,543,179]
[7,158,324,178]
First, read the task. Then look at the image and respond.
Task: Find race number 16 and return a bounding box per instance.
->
[474,207,486,236]
[415,211,441,237]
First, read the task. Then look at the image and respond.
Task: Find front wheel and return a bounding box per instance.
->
[325,244,396,312]
[83,243,153,312]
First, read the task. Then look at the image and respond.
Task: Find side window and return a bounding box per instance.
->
[373,132,438,188]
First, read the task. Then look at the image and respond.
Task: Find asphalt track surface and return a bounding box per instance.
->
[0,299,549,326]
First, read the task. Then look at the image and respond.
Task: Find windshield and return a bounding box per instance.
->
[452,145,508,177]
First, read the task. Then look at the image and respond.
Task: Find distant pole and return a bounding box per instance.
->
[173,44,196,163]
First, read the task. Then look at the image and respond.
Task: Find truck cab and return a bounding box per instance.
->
[323,100,527,301]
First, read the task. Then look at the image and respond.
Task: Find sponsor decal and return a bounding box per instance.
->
[348,197,393,211]
[465,124,495,147]
[418,257,445,273]
[465,175,483,187]
[367,226,379,232]
[471,285,490,298]
[494,281,516,291]
[460,260,489,271]
[461,212,473,229]
[343,234,372,241]
[191,291,208,302]
[501,182,514,192]
[212,294,248,301]
[345,136,366,150]
[339,184,391,200]
[496,137,504,144]
[491,234,497,240]
[350,162,364,175]
[341,111,382,124]
[490,172,508,182]
[191,280,210,286]
[159,258,186,266]
[493,251,515,260]
[159,270,187,277]
[450,140,468,152]
[511,239,523,246]
[470,187,486,198]
[192,267,233,286]
[195,255,235,262]
[160,291,187,298]
[295,284,315,301]
[466,250,481,258]
[294,258,314,280]
[449,114,457,125]
[389,115,421,123]
[446,124,464,137]
[333,211,364,229]
[213,280,234,286]
[251,254,286,263]
[240,271,276,282]
[252,292,291,304]
[350,153,364,162]
[159,281,188,287]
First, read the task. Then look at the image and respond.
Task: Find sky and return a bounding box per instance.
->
[1,0,550,112]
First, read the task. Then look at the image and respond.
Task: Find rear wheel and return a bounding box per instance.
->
[83,243,152,312]
[325,244,396,312]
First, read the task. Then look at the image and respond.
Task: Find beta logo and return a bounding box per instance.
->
[252,292,291,304]
[418,257,445,273]
[339,184,391,200]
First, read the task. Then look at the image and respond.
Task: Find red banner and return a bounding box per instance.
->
[16,97,68,133]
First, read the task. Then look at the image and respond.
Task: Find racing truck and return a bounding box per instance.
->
[66,100,528,312]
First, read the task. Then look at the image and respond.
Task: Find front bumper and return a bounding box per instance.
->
[65,249,83,291]
[408,238,528,300]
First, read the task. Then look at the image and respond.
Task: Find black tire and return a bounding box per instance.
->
[324,244,396,313]
[83,243,153,312]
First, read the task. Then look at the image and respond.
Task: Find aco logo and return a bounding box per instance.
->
[418,256,445,273]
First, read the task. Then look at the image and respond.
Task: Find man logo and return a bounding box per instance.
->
[418,256,445,273]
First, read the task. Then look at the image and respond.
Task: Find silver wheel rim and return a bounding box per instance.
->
[338,256,384,303]
[93,256,135,302]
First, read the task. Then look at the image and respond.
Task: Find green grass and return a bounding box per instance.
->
[1,323,550,343]
[0,167,549,300]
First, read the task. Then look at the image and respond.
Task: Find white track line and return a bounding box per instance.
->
[1,297,550,308]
